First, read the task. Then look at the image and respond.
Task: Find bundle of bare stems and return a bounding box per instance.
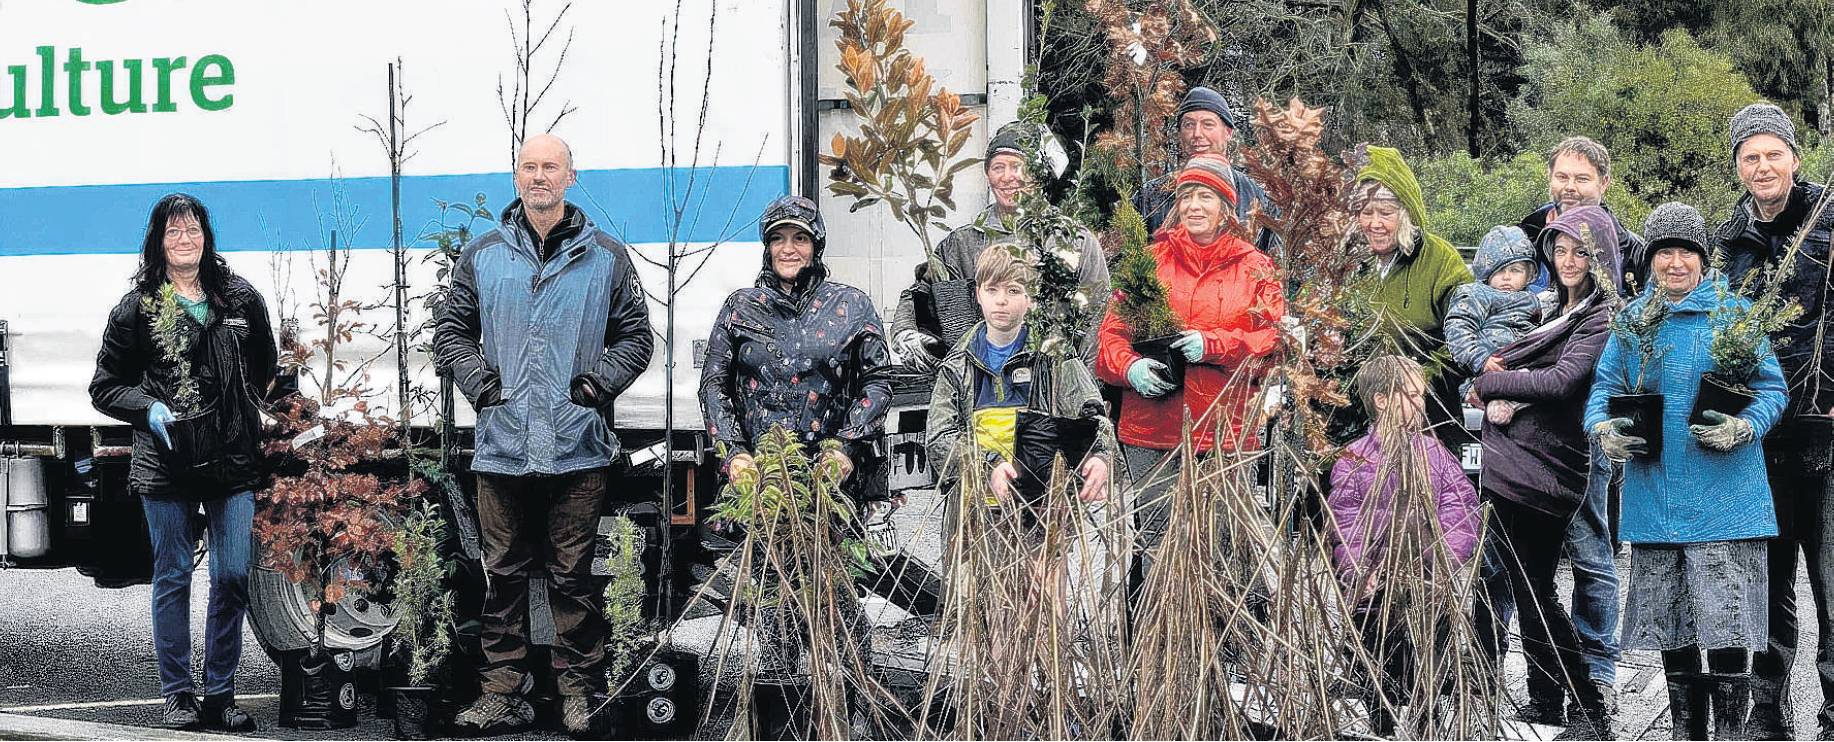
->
[920,434,1130,740]
[702,427,908,740]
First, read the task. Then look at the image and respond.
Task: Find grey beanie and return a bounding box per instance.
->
[1641,202,1709,273]
[1177,86,1236,130]
[986,120,1044,162]
[1730,103,1799,159]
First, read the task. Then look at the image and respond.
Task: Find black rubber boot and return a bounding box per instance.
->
[1711,677,1750,740]
[1746,676,1794,740]
[1668,677,1709,740]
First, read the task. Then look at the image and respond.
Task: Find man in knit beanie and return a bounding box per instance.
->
[1130,86,1277,250]
[889,119,1110,373]
[1715,102,1834,740]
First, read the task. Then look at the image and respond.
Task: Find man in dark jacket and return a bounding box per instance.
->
[434,134,655,735]
[1518,136,1648,292]
[1132,86,1277,251]
[1716,103,1834,741]
[1515,134,1637,715]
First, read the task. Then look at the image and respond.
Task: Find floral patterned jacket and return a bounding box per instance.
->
[698,267,895,480]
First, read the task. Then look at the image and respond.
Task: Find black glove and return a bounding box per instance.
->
[475,377,506,409]
[569,373,608,409]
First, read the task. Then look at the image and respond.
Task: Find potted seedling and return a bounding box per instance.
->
[1605,273,1671,458]
[1108,199,1187,388]
[1694,275,1801,426]
[384,498,454,740]
[142,282,221,476]
[818,0,983,350]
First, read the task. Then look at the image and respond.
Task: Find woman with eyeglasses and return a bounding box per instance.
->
[89,194,279,731]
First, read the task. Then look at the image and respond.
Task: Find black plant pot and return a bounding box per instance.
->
[1689,375,1758,427]
[855,551,944,617]
[1013,411,1102,506]
[387,686,435,740]
[750,680,811,740]
[1787,414,1834,474]
[279,649,359,730]
[1607,393,1664,460]
[1129,334,1188,390]
[157,404,223,479]
[911,278,982,351]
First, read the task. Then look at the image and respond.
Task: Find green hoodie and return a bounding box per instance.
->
[1354,146,1474,354]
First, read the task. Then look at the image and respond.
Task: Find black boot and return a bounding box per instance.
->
[1556,681,1617,741]
[1746,676,1794,740]
[1711,676,1750,741]
[199,693,258,733]
[1668,678,1709,741]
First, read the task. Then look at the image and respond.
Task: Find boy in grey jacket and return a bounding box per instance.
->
[1446,225,1542,424]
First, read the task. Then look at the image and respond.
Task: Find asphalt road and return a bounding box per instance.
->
[0,489,1826,740]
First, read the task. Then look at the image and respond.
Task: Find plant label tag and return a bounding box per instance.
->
[291,424,328,450]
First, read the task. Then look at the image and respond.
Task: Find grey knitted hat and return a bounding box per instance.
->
[1641,202,1709,272]
[1730,103,1799,159]
[1177,86,1237,130]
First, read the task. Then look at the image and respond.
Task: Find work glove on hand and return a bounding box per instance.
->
[1169,330,1206,363]
[147,402,175,449]
[1126,358,1176,398]
[1593,417,1646,463]
[894,329,942,372]
[861,500,899,557]
[569,374,607,409]
[1690,410,1755,452]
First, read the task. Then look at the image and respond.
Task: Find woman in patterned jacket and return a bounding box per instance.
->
[697,194,895,736]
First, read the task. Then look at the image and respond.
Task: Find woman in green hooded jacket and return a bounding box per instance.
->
[1348,146,1475,355]
[1334,147,1477,465]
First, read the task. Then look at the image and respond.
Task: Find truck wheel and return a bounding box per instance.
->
[247,557,400,658]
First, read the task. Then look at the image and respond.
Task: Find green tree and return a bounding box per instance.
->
[1606,0,1833,136]
[1512,19,1761,223]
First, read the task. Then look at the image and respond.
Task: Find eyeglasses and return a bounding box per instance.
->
[164,227,204,241]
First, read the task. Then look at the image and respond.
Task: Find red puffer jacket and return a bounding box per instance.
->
[1096,225,1284,452]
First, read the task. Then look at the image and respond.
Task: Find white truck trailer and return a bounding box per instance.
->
[0,0,1025,660]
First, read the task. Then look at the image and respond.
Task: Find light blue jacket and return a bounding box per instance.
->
[1585,274,1785,544]
[434,202,655,476]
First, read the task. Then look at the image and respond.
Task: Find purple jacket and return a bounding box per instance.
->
[1327,431,1481,594]
[1473,205,1623,518]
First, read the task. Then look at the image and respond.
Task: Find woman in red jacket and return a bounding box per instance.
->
[1096,153,1284,596]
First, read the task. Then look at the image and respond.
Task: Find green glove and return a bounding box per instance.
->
[1690,409,1755,452]
[1593,417,1645,462]
[1126,358,1176,398]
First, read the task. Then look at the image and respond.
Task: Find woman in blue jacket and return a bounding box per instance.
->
[1585,202,1786,739]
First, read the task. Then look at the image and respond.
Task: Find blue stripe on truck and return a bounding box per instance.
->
[0,165,789,256]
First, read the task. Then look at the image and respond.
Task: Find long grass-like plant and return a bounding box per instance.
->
[705,427,902,740]
[920,433,1128,739]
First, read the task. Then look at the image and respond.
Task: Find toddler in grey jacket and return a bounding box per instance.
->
[1446,226,1542,424]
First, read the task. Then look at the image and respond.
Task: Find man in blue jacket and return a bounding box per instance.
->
[434,134,654,735]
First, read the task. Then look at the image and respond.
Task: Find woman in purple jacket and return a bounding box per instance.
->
[1469,205,1624,736]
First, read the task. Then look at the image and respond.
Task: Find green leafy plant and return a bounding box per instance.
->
[601,515,647,690]
[1605,274,1671,394]
[818,0,982,279]
[141,282,203,415]
[1106,198,1182,340]
[1706,284,1801,392]
[389,497,454,687]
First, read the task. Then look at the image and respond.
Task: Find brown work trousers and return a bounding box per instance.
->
[475,470,608,697]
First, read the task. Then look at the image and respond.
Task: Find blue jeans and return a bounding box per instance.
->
[142,491,254,699]
[1566,443,1621,684]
